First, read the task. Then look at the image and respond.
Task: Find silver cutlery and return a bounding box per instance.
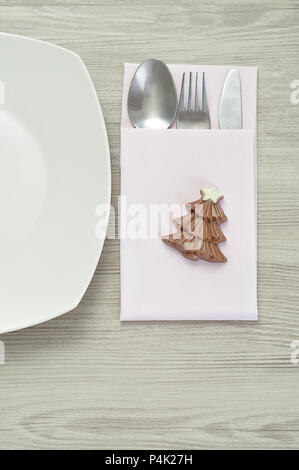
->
[219,69,242,129]
[176,72,210,129]
[127,58,178,129]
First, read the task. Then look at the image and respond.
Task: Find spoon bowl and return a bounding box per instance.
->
[127,59,177,129]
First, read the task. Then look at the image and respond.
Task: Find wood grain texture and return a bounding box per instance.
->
[1,0,299,450]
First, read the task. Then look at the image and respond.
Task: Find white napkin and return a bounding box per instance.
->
[121,63,258,321]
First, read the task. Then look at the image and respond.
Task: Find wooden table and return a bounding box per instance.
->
[0,0,299,450]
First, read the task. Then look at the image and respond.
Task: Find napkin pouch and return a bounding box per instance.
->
[120,64,258,321]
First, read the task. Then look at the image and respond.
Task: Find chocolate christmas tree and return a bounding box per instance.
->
[162,186,227,262]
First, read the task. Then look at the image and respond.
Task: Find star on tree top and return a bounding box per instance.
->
[202,186,223,203]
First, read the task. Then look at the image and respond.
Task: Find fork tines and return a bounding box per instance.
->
[176,71,211,129]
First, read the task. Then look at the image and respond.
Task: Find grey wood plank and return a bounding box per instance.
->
[0,0,299,450]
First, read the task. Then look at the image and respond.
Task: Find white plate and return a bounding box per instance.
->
[0,33,111,333]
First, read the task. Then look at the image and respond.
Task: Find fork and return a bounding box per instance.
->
[176,72,211,129]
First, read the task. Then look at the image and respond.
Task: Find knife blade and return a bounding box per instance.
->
[219,69,242,129]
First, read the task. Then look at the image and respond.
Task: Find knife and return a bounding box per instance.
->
[219,69,242,129]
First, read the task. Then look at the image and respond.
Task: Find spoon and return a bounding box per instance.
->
[127,59,178,129]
